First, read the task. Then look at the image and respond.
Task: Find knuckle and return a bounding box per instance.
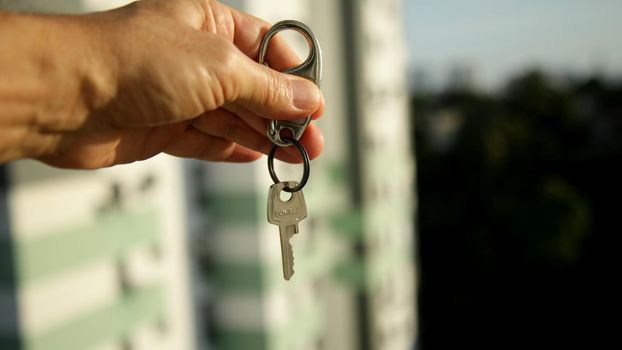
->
[210,37,240,99]
[264,69,291,107]
[196,35,238,109]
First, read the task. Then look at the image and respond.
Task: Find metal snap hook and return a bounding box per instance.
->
[258,20,323,147]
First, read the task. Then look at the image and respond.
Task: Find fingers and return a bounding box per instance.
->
[224,52,323,121]
[190,109,295,163]
[225,95,325,126]
[194,107,324,161]
[162,112,323,164]
[294,122,324,162]
[224,144,263,162]
[255,121,325,163]
[219,5,325,120]
[191,109,272,155]
[188,1,302,70]
[222,104,324,161]
[164,125,262,162]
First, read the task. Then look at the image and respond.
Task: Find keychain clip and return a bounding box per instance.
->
[258,20,322,147]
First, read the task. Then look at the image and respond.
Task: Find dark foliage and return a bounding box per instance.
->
[413,70,622,349]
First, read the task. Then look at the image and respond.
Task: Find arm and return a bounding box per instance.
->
[0,0,324,168]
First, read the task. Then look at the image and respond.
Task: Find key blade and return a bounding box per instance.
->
[267,181,307,281]
[279,225,296,280]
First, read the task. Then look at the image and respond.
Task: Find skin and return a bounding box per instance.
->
[0,0,325,169]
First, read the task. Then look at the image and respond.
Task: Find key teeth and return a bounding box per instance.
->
[283,241,295,281]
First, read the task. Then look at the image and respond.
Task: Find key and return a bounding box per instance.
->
[267,181,307,280]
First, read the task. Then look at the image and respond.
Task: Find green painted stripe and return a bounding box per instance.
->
[269,303,323,350]
[12,210,160,286]
[210,301,323,350]
[333,258,367,289]
[329,199,414,242]
[334,245,414,290]
[327,162,348,184]
[26,284,164,350]
[205,263,264,293]
[212,330,267,350]
[204,193,260,225]
[207,227,343,294]
[329,209,364,240]
[206,241,340,293]
[205,248,335,293]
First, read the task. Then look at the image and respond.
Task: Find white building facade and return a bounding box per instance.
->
[0,1,417,349]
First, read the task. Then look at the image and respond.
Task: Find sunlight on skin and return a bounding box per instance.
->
[0,0,325,168]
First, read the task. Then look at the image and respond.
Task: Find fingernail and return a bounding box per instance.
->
[292,78,320,111]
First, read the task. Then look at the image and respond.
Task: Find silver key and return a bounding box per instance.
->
[267,181,307,280]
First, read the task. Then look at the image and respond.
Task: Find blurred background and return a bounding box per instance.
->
[0,0,620,350]
[0,0,416,350]
[407,1,621,349]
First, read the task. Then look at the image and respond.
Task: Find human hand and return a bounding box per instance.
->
[3,0,324,168]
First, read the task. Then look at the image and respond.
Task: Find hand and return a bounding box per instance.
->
[0,0,324,168]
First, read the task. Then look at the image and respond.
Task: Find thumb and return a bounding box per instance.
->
[228,56,323,120]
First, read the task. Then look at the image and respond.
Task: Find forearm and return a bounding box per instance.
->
[0,11,113,162]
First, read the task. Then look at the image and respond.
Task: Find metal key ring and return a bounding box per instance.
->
[267,137,310,193]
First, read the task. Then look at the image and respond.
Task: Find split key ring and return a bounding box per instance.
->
[267,137,310,193]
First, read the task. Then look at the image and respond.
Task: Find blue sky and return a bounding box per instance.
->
[404,0,622,89]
